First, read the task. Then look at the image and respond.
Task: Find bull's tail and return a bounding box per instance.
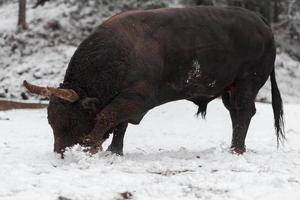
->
[270,69,285,145]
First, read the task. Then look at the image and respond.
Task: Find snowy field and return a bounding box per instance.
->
[0,100,300,200]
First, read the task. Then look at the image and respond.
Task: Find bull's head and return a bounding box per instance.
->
[23,80,103,155]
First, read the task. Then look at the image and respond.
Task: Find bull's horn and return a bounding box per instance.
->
[47,87,79,103]
[23,80,50,97]
[23,80,79,103]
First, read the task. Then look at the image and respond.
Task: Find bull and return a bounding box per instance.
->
[24,6,285,156]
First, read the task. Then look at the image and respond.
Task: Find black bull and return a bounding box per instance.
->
[24,6,284,156]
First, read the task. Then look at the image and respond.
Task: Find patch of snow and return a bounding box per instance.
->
[187,60,202,83]
[0,100,300,199]
[208,80,216,87]
[0,3,18,32]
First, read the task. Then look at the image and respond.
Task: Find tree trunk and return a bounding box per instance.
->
[18,0,28,30]
[263,0,272,23]
[273,0,280,23]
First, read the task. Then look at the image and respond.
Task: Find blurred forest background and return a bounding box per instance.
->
[0,0,299,103]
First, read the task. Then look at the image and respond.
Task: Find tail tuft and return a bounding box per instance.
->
[270,69,285,146]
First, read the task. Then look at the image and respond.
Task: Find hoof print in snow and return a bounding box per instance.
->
[57,196,72,200]
[0,116,9,120]
[148,169,195,176]
[117,191,133,200]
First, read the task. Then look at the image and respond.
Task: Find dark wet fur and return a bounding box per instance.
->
[62,28,130,108]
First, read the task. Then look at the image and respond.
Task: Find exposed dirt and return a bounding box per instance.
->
[0,99,47,111]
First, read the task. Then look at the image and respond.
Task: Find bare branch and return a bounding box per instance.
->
[33,0,50,9]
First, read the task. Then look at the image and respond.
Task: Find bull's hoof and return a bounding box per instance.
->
[83,145,102,155]
[230,147,246,155]
[81,136,104,155]
[106,145,123,156]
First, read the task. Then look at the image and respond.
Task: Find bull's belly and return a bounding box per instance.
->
[156,77,229,106]
[158,61,234,102]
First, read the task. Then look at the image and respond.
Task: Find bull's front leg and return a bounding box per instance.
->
[107,123,128,155]
[83,83,154,152]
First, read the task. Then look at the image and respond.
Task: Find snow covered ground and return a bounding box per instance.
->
[0,100,300,200]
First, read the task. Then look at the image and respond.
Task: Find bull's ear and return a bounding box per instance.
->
[80,97,100,112]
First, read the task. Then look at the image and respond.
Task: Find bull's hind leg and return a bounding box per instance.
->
[223,46,276,154]
[222,81,257,154]
[107,123,128,155]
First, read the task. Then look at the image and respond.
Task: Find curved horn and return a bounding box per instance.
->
[47,87,79,103]
[23,80,50,97]
[23,80,79,103]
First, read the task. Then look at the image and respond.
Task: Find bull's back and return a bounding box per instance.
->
[150,7,271,61]
[110,7,273,73]
[108,7,273,97]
